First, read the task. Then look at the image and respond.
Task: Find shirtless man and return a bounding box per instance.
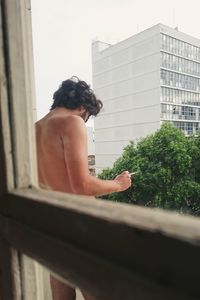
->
[35,77,132,300]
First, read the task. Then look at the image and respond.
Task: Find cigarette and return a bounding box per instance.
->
[129,172,137,175]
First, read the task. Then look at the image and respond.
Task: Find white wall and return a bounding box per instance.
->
[87,126,95,155]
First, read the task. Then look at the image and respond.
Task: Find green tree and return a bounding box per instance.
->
[98,123,200,216]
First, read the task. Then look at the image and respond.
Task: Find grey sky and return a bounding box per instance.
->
[31,0,200,122]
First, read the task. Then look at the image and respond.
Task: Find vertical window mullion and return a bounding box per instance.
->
[2,0,38,189]
[0,0,15,193]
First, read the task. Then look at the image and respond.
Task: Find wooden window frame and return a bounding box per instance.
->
[0,1,200,299]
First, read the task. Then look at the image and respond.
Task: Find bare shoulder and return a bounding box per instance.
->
[35,113,87,140]
[60,114,84,128]
[57,114,86,137]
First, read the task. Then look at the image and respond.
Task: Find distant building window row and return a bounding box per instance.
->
[161,87,200,106]
[161,103,199,121]
[161,52,200,77]
[161,69,200,92]
[172,121,199,135]
[161,33,200,62]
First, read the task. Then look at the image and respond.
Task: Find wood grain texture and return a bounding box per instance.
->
[0,2,39,299]
[20,255,38,300]
[0,238,21,300]
[0,188,199,300]
[1,0,38,189]
[0,0,14,193]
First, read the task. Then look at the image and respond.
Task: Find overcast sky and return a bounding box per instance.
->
[31,0,200,124]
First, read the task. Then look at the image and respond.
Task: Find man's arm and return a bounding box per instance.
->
[61,115,131,196]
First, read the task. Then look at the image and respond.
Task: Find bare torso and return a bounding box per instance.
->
[36,109,77,193]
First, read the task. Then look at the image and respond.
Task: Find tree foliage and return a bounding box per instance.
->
[98,123,200,216]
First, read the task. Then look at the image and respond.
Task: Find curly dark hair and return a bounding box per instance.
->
[50,77,103,116]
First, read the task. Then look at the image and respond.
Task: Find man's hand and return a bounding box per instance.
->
[114,171,132,192]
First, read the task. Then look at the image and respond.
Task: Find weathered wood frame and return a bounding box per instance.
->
[0,1,200,299]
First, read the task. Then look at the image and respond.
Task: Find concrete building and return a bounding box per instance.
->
[92,23,200,173]
[87,126,95,155]
[87,127,96,176]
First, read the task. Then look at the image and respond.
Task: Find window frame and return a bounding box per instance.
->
[0,1,200,300]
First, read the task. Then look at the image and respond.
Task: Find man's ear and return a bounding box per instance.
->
[78,106,86,113]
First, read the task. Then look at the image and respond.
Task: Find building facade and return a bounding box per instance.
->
[92,24,200,173]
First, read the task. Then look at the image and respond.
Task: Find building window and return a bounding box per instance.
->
[161,33,200,63]
[161,87,200,106]
[161,51,200,77]
[161,69,200,92]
